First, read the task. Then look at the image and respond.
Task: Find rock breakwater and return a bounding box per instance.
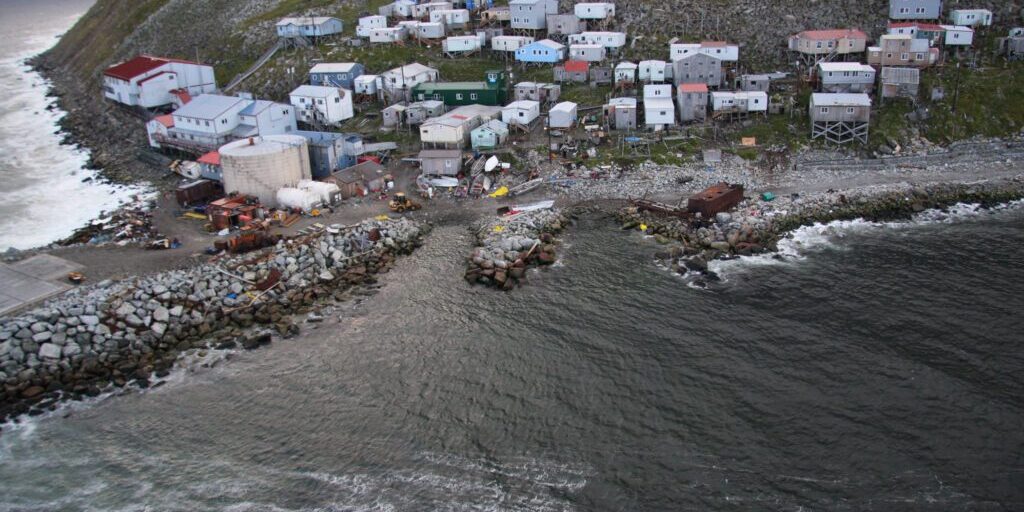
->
[0,217,427,422]
[617,179,1024,280]
[465,208,569,290]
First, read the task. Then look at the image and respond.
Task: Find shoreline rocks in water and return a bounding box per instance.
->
[0,217,427,423]
[617,178,1024,278]
[465,208,569,290]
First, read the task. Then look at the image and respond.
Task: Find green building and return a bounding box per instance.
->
[412,70,507,106]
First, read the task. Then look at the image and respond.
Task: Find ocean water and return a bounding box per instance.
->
[0,0,144,251]
[1,204,1022,511]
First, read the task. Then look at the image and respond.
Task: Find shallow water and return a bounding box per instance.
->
[1,204,1022,511]
[0,0,143,251]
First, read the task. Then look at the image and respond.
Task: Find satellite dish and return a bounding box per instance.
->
[484,155,499,172]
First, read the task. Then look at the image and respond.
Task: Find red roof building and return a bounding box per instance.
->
[679,83,709,93]
[102,55,216,109]
[198,151,221,166]
[564,60,589,73]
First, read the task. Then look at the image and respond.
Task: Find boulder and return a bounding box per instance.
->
[38,343,62,360]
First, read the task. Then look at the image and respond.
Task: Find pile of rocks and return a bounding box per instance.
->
[551,159,763,201]
[618,178,1024,280]
[465,208,568,290]
[57,194,163,247]
[0,217,427,421]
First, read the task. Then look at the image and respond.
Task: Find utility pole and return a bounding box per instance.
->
[952,61,961,114]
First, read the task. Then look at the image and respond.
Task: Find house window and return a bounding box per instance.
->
[470,93,478,100]
[916,53,924,60]
[816,41,822,49]
[820,107,829,114]
[901,53,909,60]
[335,97,340,103]
[456,93,463,100]
[221,119,227,124]
[846,107,854,113]
[205,121,210,126]
[300,98,306,103]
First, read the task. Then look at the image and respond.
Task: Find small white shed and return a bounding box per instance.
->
[502,100,541,126]
[354,75,382,96]
[429,8,471,27]
[415,22,446,39]
[492,36,535,52]
[638,60,667,82]
[950,9,992,27]
[548,101,578,128]
[574,2,615,20]
[614,61,637,83]
[569,43,606,62]
[942,25,974,46]
[644,98,675,129]
[369,27,407,43]
[443,35,482,53]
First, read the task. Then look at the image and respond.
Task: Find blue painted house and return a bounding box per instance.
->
[309,63,364,89]
[515,39,567,64]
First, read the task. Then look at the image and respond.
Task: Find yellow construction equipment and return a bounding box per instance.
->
[388,192,422,213]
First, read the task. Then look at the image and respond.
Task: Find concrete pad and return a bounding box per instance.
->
[0,254,79,317]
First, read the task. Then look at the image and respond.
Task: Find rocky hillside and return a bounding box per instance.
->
[32,0,1023,184]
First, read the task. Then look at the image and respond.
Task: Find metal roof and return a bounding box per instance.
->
[416,81,489,90]
[104,55,202,81]
[532,39,566,50]
[678,83,708,93]
[818,62,874,72]
[385,63,438,77]
[811,93,872,107]
[239,100,281,116]
[550,101,577,113]
[503,100,539,110]
[608,97,636,107]
[173,94,247,120]
[309,63,359,74]
[276,17,341,26]
[291,85,341,98]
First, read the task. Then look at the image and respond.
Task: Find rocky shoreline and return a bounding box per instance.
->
[464,208,569,290]
[616,178,1024,280]
[0,217,427,422]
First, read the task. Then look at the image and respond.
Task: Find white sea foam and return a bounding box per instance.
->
[0,10,147,251]
[706,200,1024,280]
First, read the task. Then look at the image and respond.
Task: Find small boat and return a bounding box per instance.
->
[497,199,555,215]
[507,178,544,197]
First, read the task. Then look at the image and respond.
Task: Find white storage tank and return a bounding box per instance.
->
[220,134,312,207]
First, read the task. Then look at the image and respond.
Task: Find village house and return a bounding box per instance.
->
[411,22,446,40]
[353,75,382,99]
[102,55,216,108]
[880,67,921,99]
[430,9,471,28]
[638,60,668,83]
[411,1,453,18]
[614,61,637,85]
[810,93,871,144]
[736,74,771,92]
[547,14,584,36]
[676,83,708,122]
[379,0,417,17]
[816,62,876,94]
[999,28,1024,60]
[940,25,975,47]
[509,0,558,30]
[548,101,578,128]
[502,100,541,126]
[149,94,296,152]
[889,0,942,20]
[604,97,637,130]
[514,82,562,102]
[949,9,992,26]
[643,84,675,130]
[515,39,566,63]
[443,35,484,55]
[672,53,723,88]
[330,160,387,199]
[413,70,506,106]
[276,17,344,38]
[293,130,363,178]
[476,27,505,44]
[669,42,739,62]
[492,35,535,52]
[481,6,511,24]
[356,15,388,37]
[568,31,627,50]
[569,43,606,62]
[471,119,510,149]
[787,29,868,67]
[382,63,439,101]
[405,100,447,125]
[590,65,613,85]
[555,60,589,83]
[710,91,768,117]
[574,2,615,20]
[418,149,464,177]
[309,63,364,89]
[887,22,947,46]
[369,26,408,43]
[420,104,502,148]
[289,85,354,126]
[381,103,407,127]
[867,35,938,68]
